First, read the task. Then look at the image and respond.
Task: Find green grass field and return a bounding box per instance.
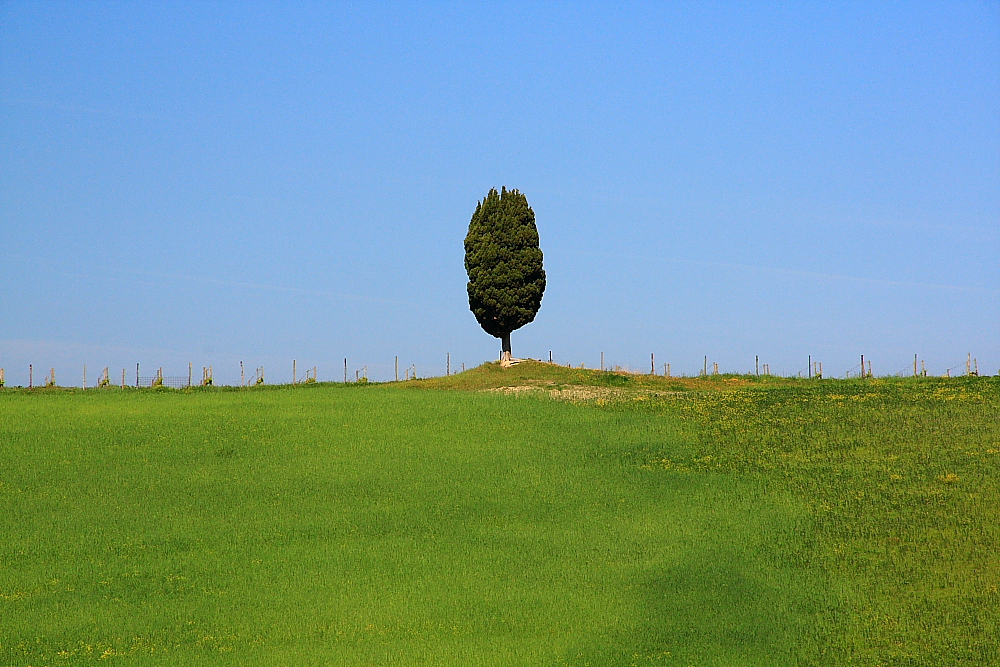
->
[1,363,997,666]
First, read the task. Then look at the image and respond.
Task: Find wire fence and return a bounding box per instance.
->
[0,352,993,388]
[138,376,191,389]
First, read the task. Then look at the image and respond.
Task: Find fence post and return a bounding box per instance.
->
[189,362,192,388]
[651,353,654,374]
[395,356,398,382]
[293,360,296,385]
[808,355,811,379]
[136,363,140,387]
[344,358,347,383]
[447,353,450,376]
[121,368,125,389]
[83,365,87,390]
[703,356,707,377]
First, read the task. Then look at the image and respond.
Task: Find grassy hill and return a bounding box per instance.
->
[1,364,997,665]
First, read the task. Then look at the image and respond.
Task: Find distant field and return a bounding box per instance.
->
[1,364,997,666]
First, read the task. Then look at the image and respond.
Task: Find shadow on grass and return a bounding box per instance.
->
[558,481,844,667]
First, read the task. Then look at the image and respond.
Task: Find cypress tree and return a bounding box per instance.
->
[464,187,545,363]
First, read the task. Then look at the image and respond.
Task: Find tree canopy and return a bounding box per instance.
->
[464,187,545,356]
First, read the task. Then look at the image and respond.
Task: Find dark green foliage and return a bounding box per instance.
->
[464,187,545,339]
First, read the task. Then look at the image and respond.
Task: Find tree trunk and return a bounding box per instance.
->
[501,332,512,363]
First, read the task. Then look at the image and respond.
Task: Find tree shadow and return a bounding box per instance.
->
[557,488,844,667]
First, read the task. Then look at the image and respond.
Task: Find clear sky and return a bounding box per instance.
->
[2,2,997,385]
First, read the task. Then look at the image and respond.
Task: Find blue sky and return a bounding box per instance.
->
[2,2,997,385]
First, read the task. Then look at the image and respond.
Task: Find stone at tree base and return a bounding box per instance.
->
[500,354,522,368]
